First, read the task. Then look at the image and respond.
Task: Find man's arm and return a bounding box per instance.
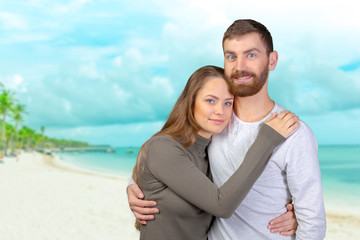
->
[285,122,326,239]
[128,183,299,233]
[127,183,159,225]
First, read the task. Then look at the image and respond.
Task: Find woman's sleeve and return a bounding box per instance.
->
[147,124,285,218]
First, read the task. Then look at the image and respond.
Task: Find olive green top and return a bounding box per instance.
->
[137,124,285,240]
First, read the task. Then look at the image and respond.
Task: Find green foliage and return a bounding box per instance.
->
[0,85,90,154]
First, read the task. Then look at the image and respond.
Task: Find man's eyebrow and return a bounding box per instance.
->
[224,48,261,55]
[243,48,261,54]
[224,50,235,55]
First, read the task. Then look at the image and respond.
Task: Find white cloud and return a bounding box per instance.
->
[0,74,27,92]
[0,12,27,29]
[63,99,72,114]
[162,22,180,38]
[124,48,143,65]
[0,33,54,44]
[13,74,23,87]
[112,56,122,68]
[149,77,174,98]
[78,62,100,79]
[53,0,93,14]
[303,108,360,145]
[45,121,165,146]
[26,0,44,7]
[113,84,132,102]
[66,46,119,62]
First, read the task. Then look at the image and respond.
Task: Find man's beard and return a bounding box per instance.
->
[227,64,269,97]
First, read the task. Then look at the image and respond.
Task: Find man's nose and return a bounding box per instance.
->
[236,59,247,71]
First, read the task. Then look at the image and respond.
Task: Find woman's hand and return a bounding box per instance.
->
[265,111,299,138]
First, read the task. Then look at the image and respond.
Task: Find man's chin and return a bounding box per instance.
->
[231,85,259,97]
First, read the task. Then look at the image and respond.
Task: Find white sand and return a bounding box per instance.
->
[0,152,358,240]
[0,152,140,240]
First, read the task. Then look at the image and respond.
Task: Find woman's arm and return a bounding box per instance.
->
[130,111,299,221]
[146,124,285,218]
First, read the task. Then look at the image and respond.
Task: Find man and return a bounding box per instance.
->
[128,19,326,239]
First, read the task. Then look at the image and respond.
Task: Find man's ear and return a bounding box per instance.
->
[269,51,278,71]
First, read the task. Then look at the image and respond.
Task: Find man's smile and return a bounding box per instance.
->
[234,75,253,83]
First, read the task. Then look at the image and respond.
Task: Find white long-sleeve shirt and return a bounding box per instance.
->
[208,103,326,240]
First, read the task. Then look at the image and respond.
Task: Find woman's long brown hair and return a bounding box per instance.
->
[132,65,226,230]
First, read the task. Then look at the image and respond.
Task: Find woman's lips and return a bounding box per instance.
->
[210,119,225,125]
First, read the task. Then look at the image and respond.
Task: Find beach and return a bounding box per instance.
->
[0,152,359,239]
[0,152,140,240]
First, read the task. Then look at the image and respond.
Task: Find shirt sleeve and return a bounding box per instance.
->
[146,124,285,218]
[285,122,326,240]
[128,177,135,186]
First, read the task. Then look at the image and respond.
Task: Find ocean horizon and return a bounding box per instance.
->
[57,146,141,177]
[57,144,360,210]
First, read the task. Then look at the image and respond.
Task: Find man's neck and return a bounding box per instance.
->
[233,89,274,123]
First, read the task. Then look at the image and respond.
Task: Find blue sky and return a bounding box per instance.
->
[1,0,359,146]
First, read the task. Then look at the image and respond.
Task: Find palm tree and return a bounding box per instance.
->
[18,126,36,150]
[10,104,27,154]
[39,125,46,149]
[18,126,27,150]
[40,126,45,136]
[0,89,14,155]
[5,123,14,151]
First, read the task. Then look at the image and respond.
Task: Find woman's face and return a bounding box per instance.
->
[194,77,234,139]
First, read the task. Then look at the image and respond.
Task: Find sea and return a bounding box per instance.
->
[57,147,141,177]
[58,145,360,209]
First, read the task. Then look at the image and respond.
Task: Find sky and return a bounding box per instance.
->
[1,0,359,146]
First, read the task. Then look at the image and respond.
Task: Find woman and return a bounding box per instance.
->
[132,65,299,239]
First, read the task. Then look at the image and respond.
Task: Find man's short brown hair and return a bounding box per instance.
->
[223,19,273,55]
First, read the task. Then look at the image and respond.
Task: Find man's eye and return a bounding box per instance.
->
[248,53,255,58]
[228,55,235,60]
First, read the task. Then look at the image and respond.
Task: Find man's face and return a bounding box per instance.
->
[223,32,273,97]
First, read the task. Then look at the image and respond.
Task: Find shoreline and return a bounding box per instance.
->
[48,152,128,180]
[55,150,136,178]
[0,152,359,239]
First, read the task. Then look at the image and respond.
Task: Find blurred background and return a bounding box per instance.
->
[1,0,359,148]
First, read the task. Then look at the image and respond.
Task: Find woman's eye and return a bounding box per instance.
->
[206,99,215,104]
[225,101,233,106]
